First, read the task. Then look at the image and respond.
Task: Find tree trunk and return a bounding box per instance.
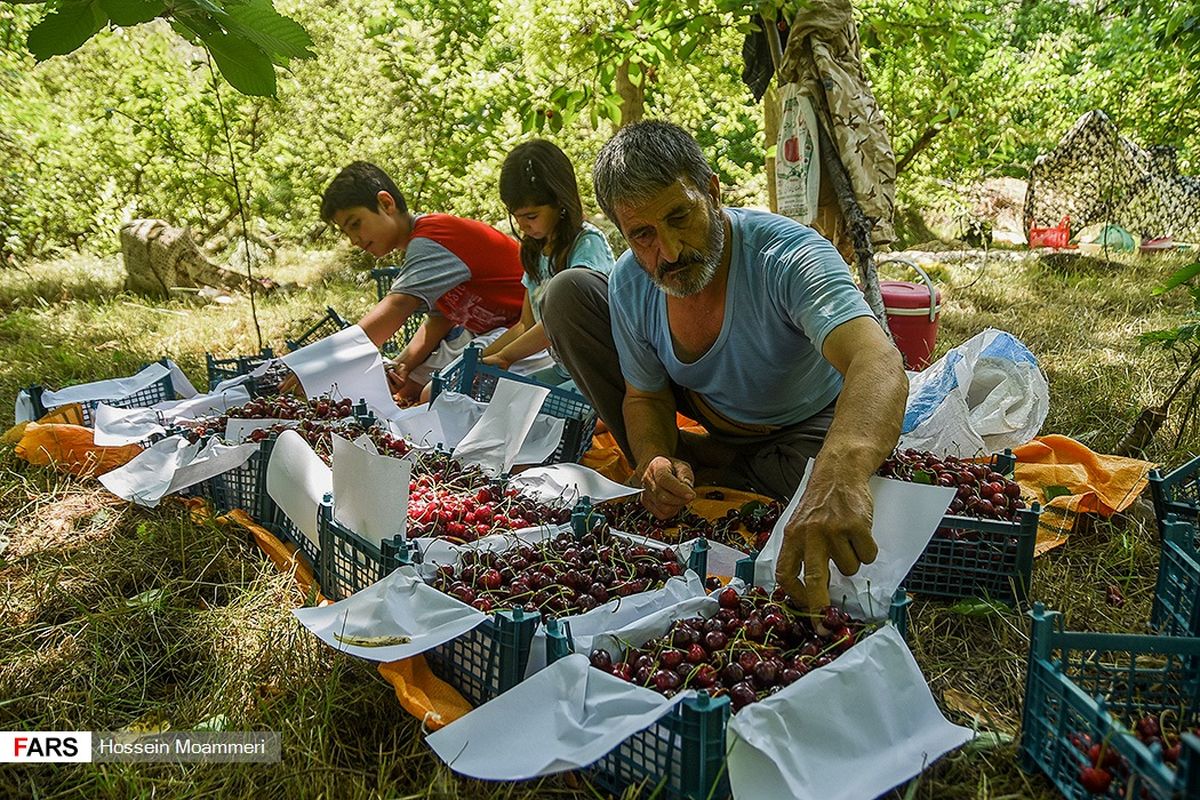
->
[764,84,780,212]
[616,59,645,128]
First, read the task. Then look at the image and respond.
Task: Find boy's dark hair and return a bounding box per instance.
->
[320,161,408,222]
[499,139,584,282]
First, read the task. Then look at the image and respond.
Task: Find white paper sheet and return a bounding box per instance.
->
[507,464,641,508]
[331,434,412,547]
[426,653,689,780]
[93,386,252,446]
[524,573,709,677]
[427,391,565,465]
[754,470,954,620]
[98,435,257,507]
[387,405,447,449]
[164,359,198,398]
[37,361,172,411]
[293,567,487,662]
[587,594,719,662]
[726,624,973,800]
[14,389,36,424]
[265,429,332,547]
[281,325,399,419]
[452,379,551,475]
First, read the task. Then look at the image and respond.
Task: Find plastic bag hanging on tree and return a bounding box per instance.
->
[776,83,820,223]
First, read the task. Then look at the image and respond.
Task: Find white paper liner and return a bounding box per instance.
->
[265,429,331,547]
[726,624,973,800]
[281,325,399,419]
[426,653,690,780]
[331,433,412,547]
[99,435,257,507]
[754,469,954,619]
[292,566,487,662]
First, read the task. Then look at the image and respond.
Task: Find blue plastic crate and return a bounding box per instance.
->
[1150,456,1200,528]
[1020,604,1200,800]
[316,495,413,601]
[567,582,910,800]
[1152,516,1200,638]
[424,609,540,707]
[904,504,1042,606]
[190,434,281,523]
[26,358,177,427]
[205,348,275,391]
[431,346,597,464]
[284,307,351,352]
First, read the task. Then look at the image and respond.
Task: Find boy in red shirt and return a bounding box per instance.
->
[320,162,525,401]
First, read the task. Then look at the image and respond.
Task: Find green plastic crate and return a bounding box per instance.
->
[589,692,732,800]
[26,357,177,427]
[1150,456,1200,533]
[1019,604,1200,800]
[284,307,351,352]
[424,609,540,706]
[263,494,321,578]
[205,348,275,391]
[904,503,1041,606]
[1153,516,1200,638]
[316,495,412,601]
[430,346,597,464]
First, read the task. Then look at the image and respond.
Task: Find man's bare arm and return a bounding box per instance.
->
[774,316,908,609]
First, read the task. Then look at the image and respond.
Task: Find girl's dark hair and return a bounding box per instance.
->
[499,140,584,281]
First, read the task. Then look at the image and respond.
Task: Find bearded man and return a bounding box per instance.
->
[541,120,908,610]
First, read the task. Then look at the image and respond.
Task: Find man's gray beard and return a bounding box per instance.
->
[644,207,726,298]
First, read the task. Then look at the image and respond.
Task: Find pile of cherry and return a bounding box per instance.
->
[600,496,783,552]
[427,524,682,614]
[179,395,363,446]
[589,585,868,711]
[404,450,570,542]
[1070,714,1198,794]
[878,449,1027,521]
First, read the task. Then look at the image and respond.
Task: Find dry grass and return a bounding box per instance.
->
[0,244,1197,799]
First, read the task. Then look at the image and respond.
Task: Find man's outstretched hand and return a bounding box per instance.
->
[774,474,878,610]
[639,455,696,520]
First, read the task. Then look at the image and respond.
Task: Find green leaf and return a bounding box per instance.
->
[222,0,315,63]
[1152,261,1200,296]
[1044,485,1072,501]
[27,1,107,62]
[911,469,934,485]
[947,597,1005,617]
[100,0,164,27]
[206,32,277,96]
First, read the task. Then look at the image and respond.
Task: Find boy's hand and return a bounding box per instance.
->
[481,353,512,370]
[385,362,410,393]
[639,455,695,520]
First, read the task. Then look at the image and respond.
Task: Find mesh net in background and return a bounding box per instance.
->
[1024,110,1200,241]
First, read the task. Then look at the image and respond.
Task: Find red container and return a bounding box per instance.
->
[878,260,942,370]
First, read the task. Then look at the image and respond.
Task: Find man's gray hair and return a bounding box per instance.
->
[593,120,715,228]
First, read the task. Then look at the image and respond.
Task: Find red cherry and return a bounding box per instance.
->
[1078,766,1112,793]
[718,587,740,609]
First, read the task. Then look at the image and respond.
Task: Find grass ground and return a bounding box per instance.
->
[0,244,1196,799]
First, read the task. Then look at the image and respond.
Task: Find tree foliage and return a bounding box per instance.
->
[0,0,1197,261]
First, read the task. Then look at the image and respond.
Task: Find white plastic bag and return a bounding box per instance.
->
[900,328,1049,457]
[776,83,820,223]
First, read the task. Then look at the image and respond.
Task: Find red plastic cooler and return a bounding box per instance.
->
[877,259,942,371]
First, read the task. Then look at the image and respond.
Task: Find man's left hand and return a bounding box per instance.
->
[774,472,878,611]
